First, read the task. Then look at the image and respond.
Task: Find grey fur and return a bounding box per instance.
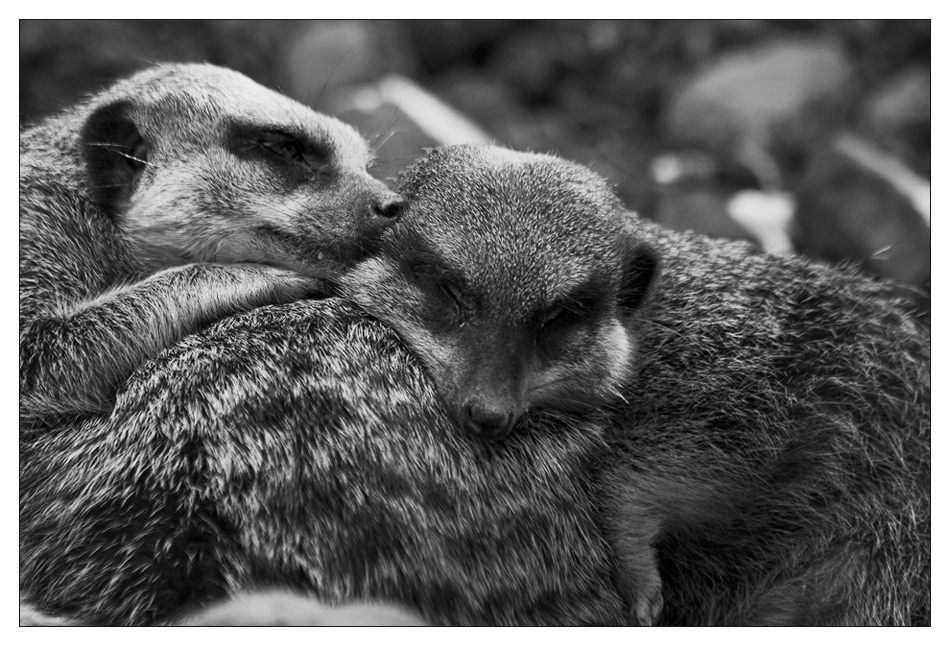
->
[20,144,929,626]
[20,63,403,422]
[343,145,659,441]
[348,145,930,625]
[20,299,628,626]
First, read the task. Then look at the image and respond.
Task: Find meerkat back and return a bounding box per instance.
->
[20,299,628,626]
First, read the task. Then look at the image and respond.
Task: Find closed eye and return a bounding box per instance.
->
[535,297,601,349]
[440,281,466,311]
[258,132,308,163]
[539,302,586,330]
[540,305,565,328]
[228,123,331,169]
[411,263,469,313]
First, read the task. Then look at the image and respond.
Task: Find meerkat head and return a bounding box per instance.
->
[344,145,658,441]
[77,63,404,279]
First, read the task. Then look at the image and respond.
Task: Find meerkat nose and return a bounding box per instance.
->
[461,403,515,441]
[373,196,407,221]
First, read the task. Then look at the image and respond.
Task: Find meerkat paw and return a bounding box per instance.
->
[630,569,663,626]
[632,575,663,626]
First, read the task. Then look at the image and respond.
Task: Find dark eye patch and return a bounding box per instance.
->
[537,300,586,332]
[535,280,608,337]
[257,131,308,162]
[228,123,331,168]
[384,226,474,319]
[411,262,469,311]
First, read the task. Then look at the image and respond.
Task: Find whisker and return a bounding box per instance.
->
[313,45,355,110]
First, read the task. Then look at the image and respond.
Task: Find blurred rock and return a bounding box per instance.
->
[433,69,526,143]
[554,77,640,130]
[860,66,930,177]
[329,75,491,183]
[19,20,292,124]
[726,190,796,254]
[663,39,854,184]
[583,134,656,216]
[654,185,755,243]
[649,148,763,225]
[839,19,930,85]
[649,149,760,191]
[20,20,202,123]
[792,133,930,300]
[281,20,415,107]
[597,20,716,114]
[434,70,655,210]
[648,148,797,245]
[486,28,561,102]
[405,20,525,74]
[487,23,589,103]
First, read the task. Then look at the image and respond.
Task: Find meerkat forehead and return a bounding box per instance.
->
[93,63,372,167]
[401,145,623,231]
[394,145,629,310]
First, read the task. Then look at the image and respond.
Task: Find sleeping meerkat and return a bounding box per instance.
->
[20,145,928,626]
[342,144,929,626]
[20,63,405,422]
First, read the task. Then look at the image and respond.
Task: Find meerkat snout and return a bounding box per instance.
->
[461,402,515,440]
[373,195,407,222]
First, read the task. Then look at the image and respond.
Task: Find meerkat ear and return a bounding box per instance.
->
[619,241,659,312]
[79,100,148,215]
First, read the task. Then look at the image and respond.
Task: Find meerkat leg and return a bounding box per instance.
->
[20,263,323,420]
[603,484,664,626]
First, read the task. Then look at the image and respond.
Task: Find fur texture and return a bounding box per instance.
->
[20,144,930,626]
[604,219,931,625]
[343,145,658,441]
[20,300,627,626]
[348,145,930,625]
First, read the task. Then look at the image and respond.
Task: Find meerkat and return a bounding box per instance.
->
[341,144,929,625]
[20,62,405,424]
[342,145,659,441]
[340,145,662,622]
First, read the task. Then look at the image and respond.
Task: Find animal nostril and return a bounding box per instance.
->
[374,196,406,220]
[462,404,514,440]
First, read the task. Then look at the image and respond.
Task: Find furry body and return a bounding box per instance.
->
[20,145,929,626]
[20,300,627,626]
[20,63,402,422]
[604,220,930,625]
[345,145,930,625]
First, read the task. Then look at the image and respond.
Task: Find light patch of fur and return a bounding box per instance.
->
[177,592,425,626]
[601,320,634,386]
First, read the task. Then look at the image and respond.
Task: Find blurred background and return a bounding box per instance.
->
[20,19,930,320]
